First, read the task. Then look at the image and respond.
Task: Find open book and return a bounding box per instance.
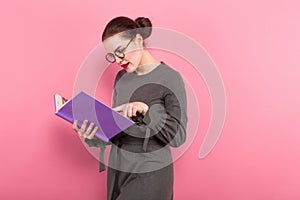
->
[54,91,135,142]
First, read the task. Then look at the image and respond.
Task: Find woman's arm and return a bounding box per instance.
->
[123,71,188,149]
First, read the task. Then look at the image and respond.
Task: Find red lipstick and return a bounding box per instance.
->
[121,63,129,69]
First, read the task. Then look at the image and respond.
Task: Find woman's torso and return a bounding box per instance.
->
[108,61,179,173]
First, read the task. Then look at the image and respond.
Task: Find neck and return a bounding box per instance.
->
[135,49,161,75]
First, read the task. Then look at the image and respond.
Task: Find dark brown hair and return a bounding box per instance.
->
[101,16,152,42]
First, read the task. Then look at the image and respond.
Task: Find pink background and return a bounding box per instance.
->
[1,0,300,199]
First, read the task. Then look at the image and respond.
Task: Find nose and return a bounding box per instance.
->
[116,56,124,66]
[115,56,123,64]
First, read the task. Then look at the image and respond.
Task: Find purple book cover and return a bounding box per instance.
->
[54,91,134,142]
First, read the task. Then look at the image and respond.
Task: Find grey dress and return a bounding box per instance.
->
[85,61,188,200]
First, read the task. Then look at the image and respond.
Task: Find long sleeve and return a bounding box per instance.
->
[123,71,188,150]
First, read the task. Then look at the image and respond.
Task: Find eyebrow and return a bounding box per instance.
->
[111,44,126,54]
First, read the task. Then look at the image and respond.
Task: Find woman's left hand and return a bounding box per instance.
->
[113,102,149,118]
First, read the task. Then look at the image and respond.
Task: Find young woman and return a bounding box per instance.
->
[73,16,188,200]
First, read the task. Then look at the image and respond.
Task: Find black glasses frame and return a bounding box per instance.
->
[105,36,135,63]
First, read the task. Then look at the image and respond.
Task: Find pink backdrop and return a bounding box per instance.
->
[1,0,300,199]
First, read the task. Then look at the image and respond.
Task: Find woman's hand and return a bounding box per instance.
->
[113,101,149,118]
[73,119,98,139]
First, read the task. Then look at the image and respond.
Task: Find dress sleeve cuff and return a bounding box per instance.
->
[142,107,152,125]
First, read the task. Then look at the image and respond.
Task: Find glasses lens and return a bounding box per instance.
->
[106,53,115,63]
[115,50,125,59]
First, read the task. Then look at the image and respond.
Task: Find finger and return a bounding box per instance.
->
[77,126,84,137]
[136,105,144,114]
[73,120,79,131]
[132,105,138,116]
[139,103,149,115]
[123,104,129,118]
[73,120,83,137]
[85,122,94,135]
[113,105,123,112]
[87,126,98,139]
[78,129,84,137]
[80,120,89,132]
[83,122,94,138]
[128,104,133,117]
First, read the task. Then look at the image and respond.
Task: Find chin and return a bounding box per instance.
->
[124,67,132,73]
[126,64,136,72]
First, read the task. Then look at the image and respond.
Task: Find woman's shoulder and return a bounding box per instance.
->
[160,61,184,81]
[160,62,186,97]
[113,69,127,86]
[116,68,127,77]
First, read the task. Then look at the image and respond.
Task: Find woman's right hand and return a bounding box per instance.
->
[113,101,149,118]
[73,119,98,140]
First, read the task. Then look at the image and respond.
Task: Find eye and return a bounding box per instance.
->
[115,48,125,54]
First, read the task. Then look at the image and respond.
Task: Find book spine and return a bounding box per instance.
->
[55,112,74,124]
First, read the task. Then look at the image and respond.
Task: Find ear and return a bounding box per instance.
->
[135,33,144,47]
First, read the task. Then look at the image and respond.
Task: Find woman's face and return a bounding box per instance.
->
[103,33,144,73]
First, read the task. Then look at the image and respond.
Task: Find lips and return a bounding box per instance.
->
[121,63,129,69]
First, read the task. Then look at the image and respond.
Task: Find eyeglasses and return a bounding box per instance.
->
[105,36,135,63]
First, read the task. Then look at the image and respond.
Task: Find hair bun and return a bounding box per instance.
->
[134,17,152,39]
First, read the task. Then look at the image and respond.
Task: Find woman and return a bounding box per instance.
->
[73,16,188,200]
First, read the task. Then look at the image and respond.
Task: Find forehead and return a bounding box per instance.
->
[103,33,129,53]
